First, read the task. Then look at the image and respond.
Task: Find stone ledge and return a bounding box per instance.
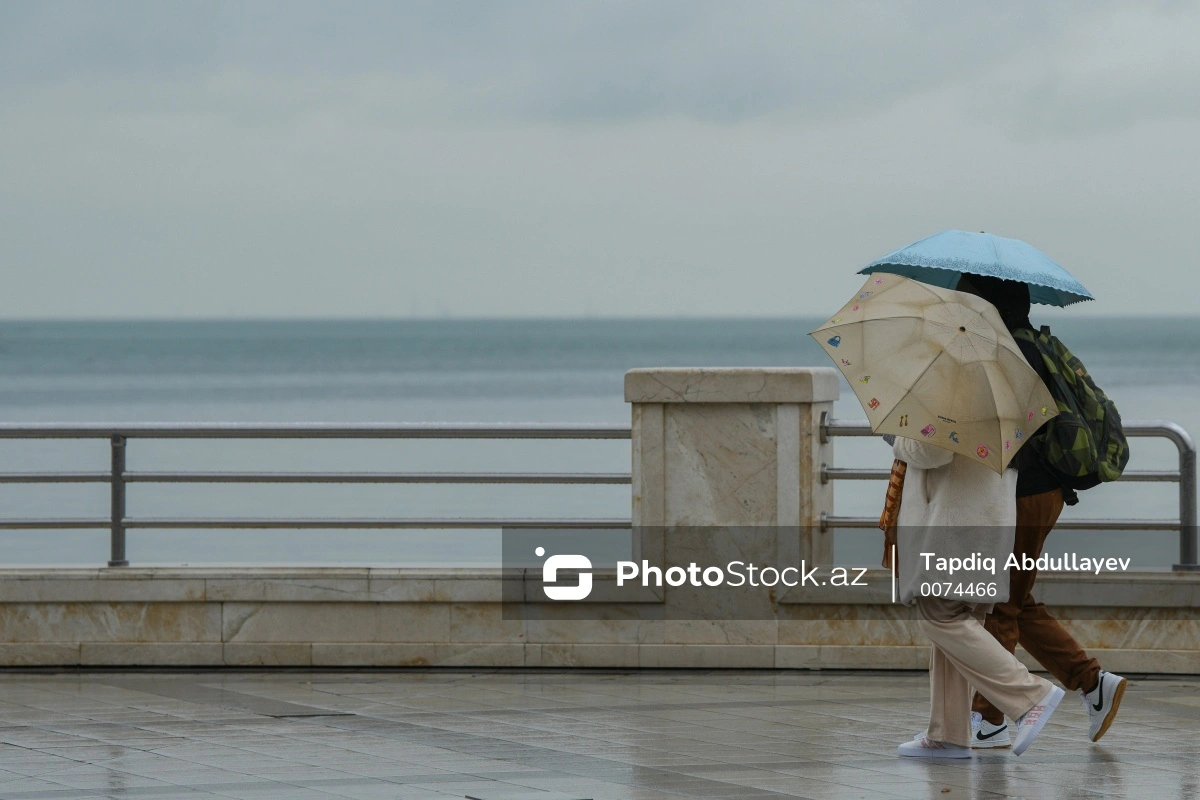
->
[223,643,313,667]
[0,602,222,643]
[0,578,208,603]
[0,570,668,604]
[775,645,928,670]
[637,644,776,668]
[310,643,525,667]
[529,643,640,668]
[3,566,1198,607]
[625,368,840,404]
[0,569,1197,671]
[780,568,1200,607]
[80,642,224,667]
[2,643,1198,671]
[0,643,81,666]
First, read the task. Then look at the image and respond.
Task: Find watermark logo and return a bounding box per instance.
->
[503,526,1146,622]
[536,546,593,600]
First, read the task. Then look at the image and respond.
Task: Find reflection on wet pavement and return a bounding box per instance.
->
[0,670,1197,799]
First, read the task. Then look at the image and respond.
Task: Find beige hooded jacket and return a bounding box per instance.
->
[892,436,1017,606]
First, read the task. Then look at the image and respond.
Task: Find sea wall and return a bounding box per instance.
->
[1,567,1197,670]
[2,367,1197,671]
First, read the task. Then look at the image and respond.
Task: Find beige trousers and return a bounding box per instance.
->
[917,597,1051,746]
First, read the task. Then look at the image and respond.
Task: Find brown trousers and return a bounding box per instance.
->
[972,488,1102,724]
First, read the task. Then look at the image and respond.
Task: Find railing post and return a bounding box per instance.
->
[1179,434,1198,570]
[108,434,128,567]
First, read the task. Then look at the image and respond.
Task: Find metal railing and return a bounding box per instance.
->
[1,418,1195,570]
[819,414,1199,571]
[0,423,633,566]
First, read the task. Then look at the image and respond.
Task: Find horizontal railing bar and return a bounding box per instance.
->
[823,467,889,481]
[823,515,1181,531]
[821,420,878,439]
[127,518,634,529]
[821,467,1180,483]
[120,472,632,484]
[0,423,631,439]
[2,514,1174,531]
[0,518,633,530]
[0,472,111,483]
[825,417,1195,445]
[1051,518,1183,530]
[0,519,113,529]
[822,516,885,529]
[0,467,1171,486]
[1114,470,1182,482]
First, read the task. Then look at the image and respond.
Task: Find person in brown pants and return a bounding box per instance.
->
[958,275,1127,747]
[980,489,1098,694]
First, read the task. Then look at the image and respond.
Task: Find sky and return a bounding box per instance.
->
[2,0,1198,319]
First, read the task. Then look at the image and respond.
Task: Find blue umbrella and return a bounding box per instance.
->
[858,229,1094,307]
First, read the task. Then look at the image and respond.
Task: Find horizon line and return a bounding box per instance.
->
[0,311,1195,323]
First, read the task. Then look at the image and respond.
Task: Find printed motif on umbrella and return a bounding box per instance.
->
[1041,405,1049,416]
[828,336,841,347]
[868,398,880,410]
[1027,410,1035,422]
[921,425,936,438]
[1005,440,1012,452]
[840,358,851,366]
[976,444,990,459]
[858,291,873,299]
[833,317,842,323]
[859,375,870,384]
[948,431,959,443]
[1015,429,1023,440]
[874,278,884,285]
[898,415,908,427]
[853,305,860,311]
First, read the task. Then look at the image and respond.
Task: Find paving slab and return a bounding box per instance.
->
[0,670,1196,799]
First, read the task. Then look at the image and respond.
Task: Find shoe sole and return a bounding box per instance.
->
[1013,686,1064,756]
[1091,677,1127,743]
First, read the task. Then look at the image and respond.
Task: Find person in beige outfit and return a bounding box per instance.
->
[892,435,1065,757]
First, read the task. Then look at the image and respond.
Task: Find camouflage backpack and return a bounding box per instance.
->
[1013,326,1129,491]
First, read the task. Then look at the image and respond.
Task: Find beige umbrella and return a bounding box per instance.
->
[810,274,1057,473]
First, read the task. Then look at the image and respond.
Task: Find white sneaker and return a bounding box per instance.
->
[970,711,1011,748]
[1082,671,1127,743]
[1012,685,1065,756]
[898,734,972,759]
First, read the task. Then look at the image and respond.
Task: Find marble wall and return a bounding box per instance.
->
[0,568,1197,669]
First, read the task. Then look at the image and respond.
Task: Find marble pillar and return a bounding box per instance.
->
[625,367,840,563]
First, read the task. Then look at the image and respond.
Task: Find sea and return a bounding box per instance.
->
[1,317,1195,568]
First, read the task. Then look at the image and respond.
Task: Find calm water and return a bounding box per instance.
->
[1,317,1195,567]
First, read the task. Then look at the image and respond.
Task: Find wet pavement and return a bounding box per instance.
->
[0,669,1197,799]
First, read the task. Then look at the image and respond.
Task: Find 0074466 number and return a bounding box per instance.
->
[919,582,997,598]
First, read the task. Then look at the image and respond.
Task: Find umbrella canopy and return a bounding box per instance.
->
[858,229,1093,307]
[810,274,1058,473]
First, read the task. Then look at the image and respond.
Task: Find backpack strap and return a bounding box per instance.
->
[1012,327,1036,343]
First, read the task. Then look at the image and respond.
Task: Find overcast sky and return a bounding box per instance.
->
[2,0,1197,319]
